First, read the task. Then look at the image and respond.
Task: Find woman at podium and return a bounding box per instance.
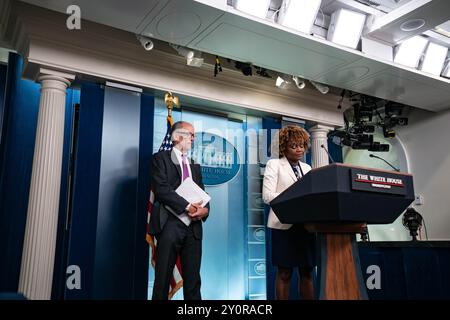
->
[263,126,316,300]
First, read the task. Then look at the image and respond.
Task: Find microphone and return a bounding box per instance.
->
[321,144,335,163]
[369,154,400,172]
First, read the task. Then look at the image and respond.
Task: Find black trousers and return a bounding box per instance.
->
[152,214,202,300]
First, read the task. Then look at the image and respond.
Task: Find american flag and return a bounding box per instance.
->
[147,114,183,299]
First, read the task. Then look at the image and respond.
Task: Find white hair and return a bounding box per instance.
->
[171,128,191,143]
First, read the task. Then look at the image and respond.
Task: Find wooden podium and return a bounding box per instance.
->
[270,163,414,300]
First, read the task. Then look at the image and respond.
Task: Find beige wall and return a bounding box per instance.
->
[396,108,450,240]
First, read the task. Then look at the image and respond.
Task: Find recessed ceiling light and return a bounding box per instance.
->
[420,42,448,76]
[327,8,367,49]
[394,36,428,68]
[277,0,322,35]
[434,26,450,38]
[400,19,426,32]
[233,0,271,19]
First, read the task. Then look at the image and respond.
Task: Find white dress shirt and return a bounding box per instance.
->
[172,146,192,178]
[172,146,193,212]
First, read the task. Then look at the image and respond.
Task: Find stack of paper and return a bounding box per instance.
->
[166,177,211,226]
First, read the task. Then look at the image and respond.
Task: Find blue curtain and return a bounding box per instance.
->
[0,54,41,292]
[0,64,6,139]
[65,83,104,299]
[51,89,80,299]
[66,83,153,299]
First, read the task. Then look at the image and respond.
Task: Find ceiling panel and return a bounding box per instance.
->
[193,23,350,78]
[190,11,360,79]
[313,57,390,87]
[139,0,225,46]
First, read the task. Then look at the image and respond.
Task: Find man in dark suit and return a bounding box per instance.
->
[150,121,209,300]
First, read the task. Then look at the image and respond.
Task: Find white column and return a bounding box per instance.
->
[310,124,334,169]
[18,69,74,300]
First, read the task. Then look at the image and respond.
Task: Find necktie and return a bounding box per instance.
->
[181,154,190,181]
[292,164,302,180]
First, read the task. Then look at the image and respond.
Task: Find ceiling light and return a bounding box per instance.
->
[137,35,154,51]
[277,0,322,34]
[170,44,204,67]
[187,57,204,67]
[434,26,450,38]
[400,19,426,32]
[233,0,271,19]
[327,8,367,49]
[292,76,306,89]
[309,80,329,94]
[441,60,450,79]
[394,36,428,68]
[420,42,448,76]
[275,75,290,89]
[171,44,194,59]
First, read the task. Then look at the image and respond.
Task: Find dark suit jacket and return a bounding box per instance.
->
[149,149,209,240]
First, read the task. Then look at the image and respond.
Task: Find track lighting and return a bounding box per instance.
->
[170,44,204,67]
[292,76,306,90]
[137,35,154,51]
[309,80,329,94]
[275,75,290,88]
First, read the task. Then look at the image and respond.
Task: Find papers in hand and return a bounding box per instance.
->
[176,177,211,207]
[166,177,211,226]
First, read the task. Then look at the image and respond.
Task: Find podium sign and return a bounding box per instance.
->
[351,168,406,195]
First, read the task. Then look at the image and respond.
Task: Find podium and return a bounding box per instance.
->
[270,163,414,300]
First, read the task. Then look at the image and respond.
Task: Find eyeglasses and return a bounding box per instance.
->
[289,144,305,150]
[178,130,195,139]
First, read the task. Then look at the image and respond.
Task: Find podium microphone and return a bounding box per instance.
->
[321,144,335,163]
[369,154,400,172]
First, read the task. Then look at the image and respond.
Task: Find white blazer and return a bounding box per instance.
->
[262,157,312,230]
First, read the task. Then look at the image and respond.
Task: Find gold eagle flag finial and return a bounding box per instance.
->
[164,92,180,116]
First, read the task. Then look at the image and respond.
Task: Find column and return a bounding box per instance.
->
[18,69,74,300]
[310,124,334,169]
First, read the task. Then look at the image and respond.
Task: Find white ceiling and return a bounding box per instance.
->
[19,0,450,111]
[438,20,450,32]
[365,0,450,45]
[351,0,414,12]
[321,0,414,15]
